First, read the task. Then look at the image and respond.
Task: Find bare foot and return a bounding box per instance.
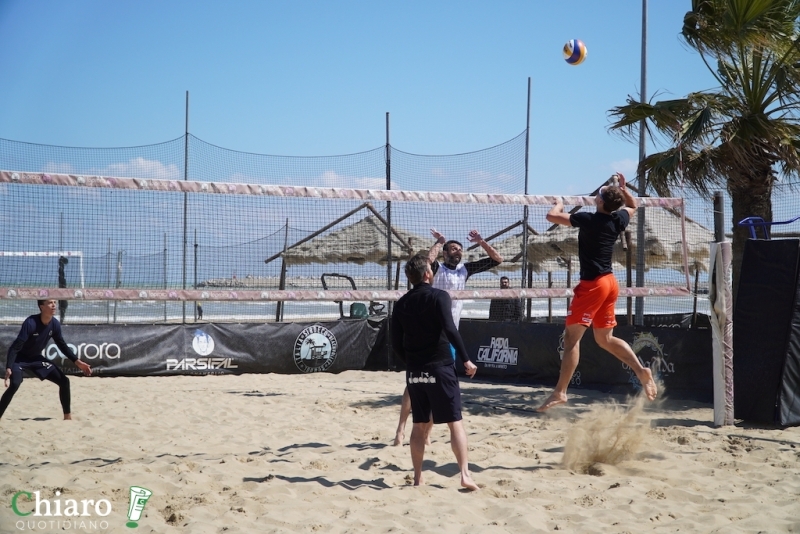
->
[637,368,658,401]
[393,432,404,446]
[461,474,479,491]
[536,391,567,412]
[413,474,424,486]
[63,414,72,420]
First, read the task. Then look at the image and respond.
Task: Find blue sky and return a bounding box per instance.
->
[0,0,716,196]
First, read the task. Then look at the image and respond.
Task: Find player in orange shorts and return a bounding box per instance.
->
[537,173,658,411]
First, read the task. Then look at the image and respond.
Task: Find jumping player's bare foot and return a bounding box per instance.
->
[536,391,567,412]
[461,474,479,491]
[637,368,658,401]
[63,414,72,420]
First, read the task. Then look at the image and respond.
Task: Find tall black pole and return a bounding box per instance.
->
[182,91,189,324]
[385,112,393,370]
[521,77,531,320]
[194,228,199,322]
[714,191,725,242]
[635,0,648,325]
[386,112,392,291]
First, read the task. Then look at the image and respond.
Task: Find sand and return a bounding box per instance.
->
[1,371,799,533]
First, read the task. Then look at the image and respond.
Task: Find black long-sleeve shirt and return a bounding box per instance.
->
[391,283,469,371]
[5,314,76,369]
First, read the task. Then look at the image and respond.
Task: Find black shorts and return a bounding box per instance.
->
[11,360,61,381]
[406,364,462,424]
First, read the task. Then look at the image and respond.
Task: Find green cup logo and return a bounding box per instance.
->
[126,486,152,528]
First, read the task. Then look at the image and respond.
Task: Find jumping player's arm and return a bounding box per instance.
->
[616,173,638,218]
[428,228,446,264]
[437,292,477,378]
[467,229,503,264]
[52,321,92,376]
[546,199,572,226]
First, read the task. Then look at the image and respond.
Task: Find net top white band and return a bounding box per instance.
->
[0,170,683,208]
[0,286,690,302]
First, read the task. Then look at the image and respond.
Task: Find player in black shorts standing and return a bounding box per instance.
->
[1,299,92,420]
[391,254,479,491]
[393,228,502,445]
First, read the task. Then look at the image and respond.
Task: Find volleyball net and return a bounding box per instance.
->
[0,168,709,324]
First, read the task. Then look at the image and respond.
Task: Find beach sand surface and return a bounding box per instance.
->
[1,371,799,533]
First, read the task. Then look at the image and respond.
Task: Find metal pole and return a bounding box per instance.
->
[194,228,199,322]
[106,238,111,324]
[566,258,572,311]
[625,230,633,325]
[386,112,392,291]
[386,112,393,370]
[114,250,122,323]
[182,90,190,324]
[635,0,648,326]
[526,263,532,322]
[164,233,168,323]
[521,77,531,319]
[277,218,289,322]
[714,191,725,242]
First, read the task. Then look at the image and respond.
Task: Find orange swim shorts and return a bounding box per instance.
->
[566,273,619,328]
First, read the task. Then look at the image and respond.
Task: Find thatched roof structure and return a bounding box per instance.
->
[524,207,713,273]
[281,215,427,265]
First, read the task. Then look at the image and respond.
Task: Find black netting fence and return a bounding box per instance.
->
[3,133,787,325]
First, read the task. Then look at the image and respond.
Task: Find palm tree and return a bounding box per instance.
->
[609,0,800,295]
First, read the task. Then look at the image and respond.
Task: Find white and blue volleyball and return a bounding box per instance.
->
[563,39,587,66]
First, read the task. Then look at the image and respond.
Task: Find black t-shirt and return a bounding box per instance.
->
[6,314,76,369]
[570,210,630,281]
[390,283,469,371]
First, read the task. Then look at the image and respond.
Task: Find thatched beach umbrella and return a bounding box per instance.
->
[280,215,426,265]
[621,208,713,273]
[484,227,541,272]
[525,207,713,274]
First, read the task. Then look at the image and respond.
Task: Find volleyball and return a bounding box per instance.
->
[563,39,587,65]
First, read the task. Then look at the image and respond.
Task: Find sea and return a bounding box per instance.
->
[0,296,709,325]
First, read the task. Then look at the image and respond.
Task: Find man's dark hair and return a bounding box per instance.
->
[37,299,46,307]
[600,186,625,212]
[443,240,463,252]
[405,254,430,285]
[500,276,509,282]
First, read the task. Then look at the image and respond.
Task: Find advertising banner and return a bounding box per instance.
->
[0,319,378,376]
[460,319,713,402]
[368,319,712,402]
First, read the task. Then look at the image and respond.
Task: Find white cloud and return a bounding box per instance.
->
[101,157,181,180]
[316,170,385,189]
[43,162,77,174]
